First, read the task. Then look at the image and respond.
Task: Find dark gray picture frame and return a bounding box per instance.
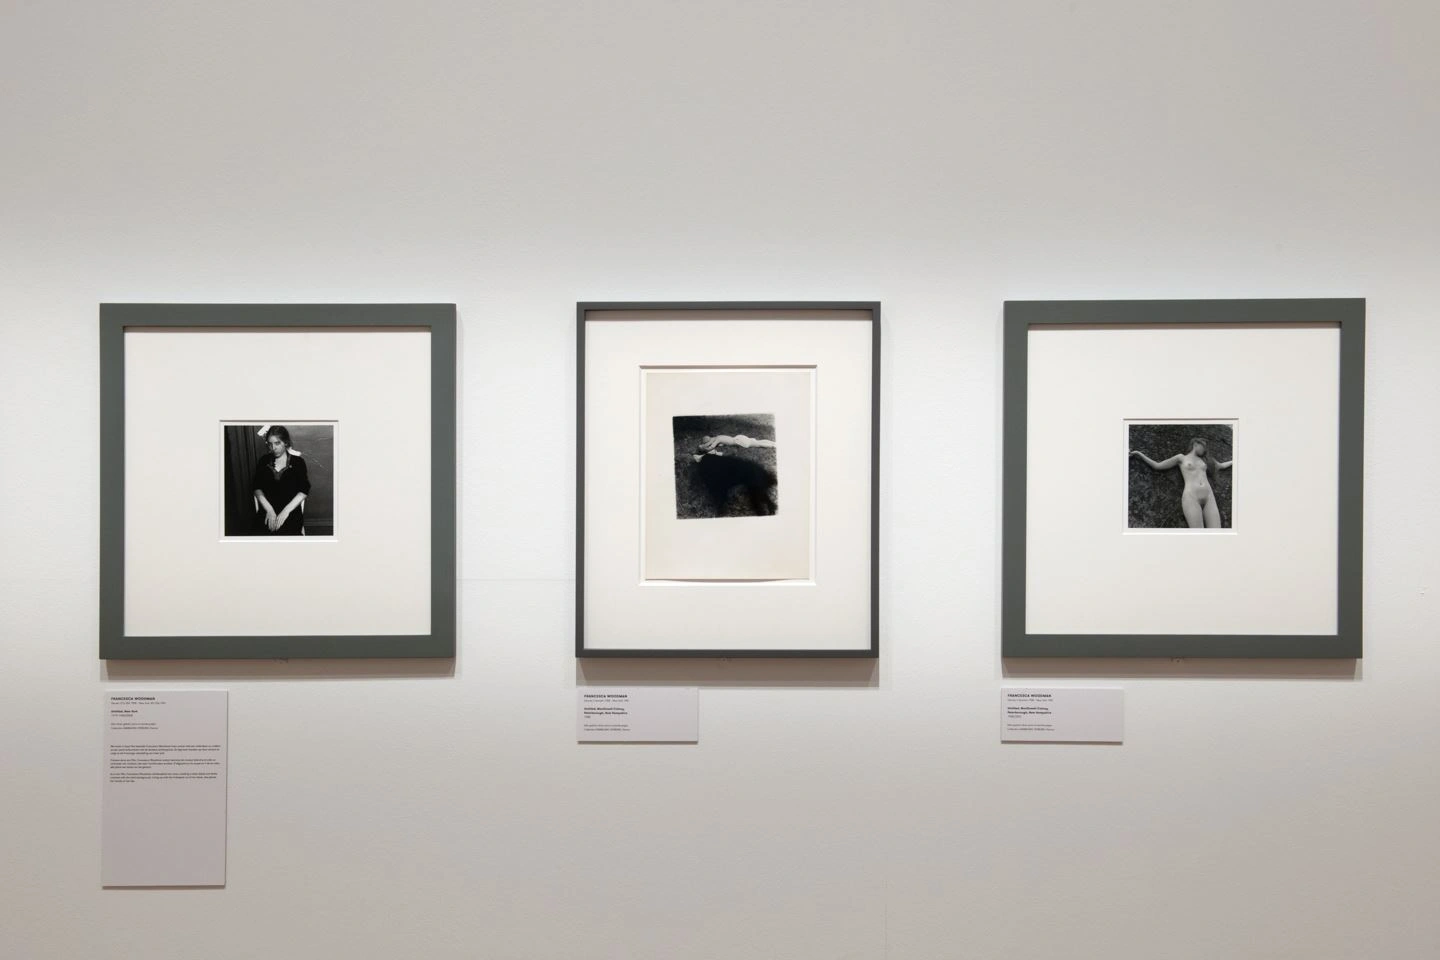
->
[1002,298,1364,659]
[99,303,458,659]
[577,301,881,658]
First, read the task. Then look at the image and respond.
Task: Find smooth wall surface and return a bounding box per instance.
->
[2,3,1437,958]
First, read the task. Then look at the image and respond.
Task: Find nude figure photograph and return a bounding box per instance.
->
[643,369,811,582]
[672,413,779,519]
[1127,422,1234,529]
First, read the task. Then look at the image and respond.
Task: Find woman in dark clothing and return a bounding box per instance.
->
[252,425,310,535]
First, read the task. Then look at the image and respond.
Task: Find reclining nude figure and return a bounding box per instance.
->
[698,434,776,452]
[1130,437,1233,528]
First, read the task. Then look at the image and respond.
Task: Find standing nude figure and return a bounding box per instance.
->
[1130,437,1233,528]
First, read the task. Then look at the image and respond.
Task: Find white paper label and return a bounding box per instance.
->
[1001,687,1124,743]
[578,687,699,742]
[102,690,228,886]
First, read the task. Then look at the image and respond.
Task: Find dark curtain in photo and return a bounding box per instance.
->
[224,425,269,535]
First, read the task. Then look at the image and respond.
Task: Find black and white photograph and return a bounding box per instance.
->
[672,413,779,519]
[222,423,336,537]
[641,367,813,582]
[1127,422,1234,529]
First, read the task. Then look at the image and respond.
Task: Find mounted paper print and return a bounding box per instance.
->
[579,302,878,657]
[1127,421,1234,530]
[222,423,336,537]
[643,369,813,582]
[100,303,457,660]
[1002,298,1364,659]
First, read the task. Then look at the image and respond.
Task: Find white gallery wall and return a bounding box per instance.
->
[2,2,1438,957]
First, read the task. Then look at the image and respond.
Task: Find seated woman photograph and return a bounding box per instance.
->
[252,425,310,535]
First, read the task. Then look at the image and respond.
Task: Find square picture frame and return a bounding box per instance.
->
[1002,298,1364,659]
[100,303,457,659]
[578,301,880,658]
